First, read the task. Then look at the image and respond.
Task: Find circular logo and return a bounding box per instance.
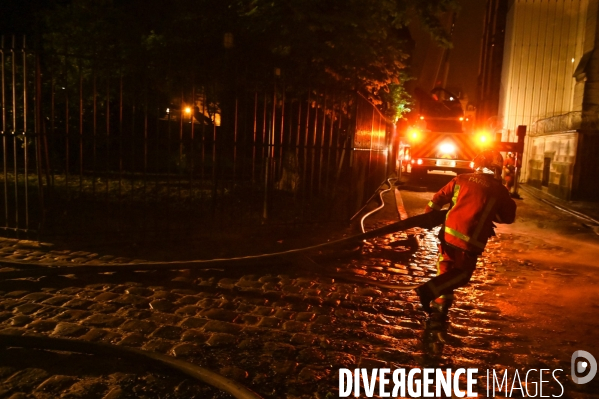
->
[571,350,597,385]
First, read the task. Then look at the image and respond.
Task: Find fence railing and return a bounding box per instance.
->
[530,111,582,136]
[1,36,395,241]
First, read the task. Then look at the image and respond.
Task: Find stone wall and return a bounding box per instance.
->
[572,131,599,200]
[527,132,579,200]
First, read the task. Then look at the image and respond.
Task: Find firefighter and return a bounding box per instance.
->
[503,152,516,193]
[415,150,517,315]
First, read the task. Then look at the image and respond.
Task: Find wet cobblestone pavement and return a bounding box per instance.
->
[0,185,597,398]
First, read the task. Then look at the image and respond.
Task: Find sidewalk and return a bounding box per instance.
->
[519,184,599,224]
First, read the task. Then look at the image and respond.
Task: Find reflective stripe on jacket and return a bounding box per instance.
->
[425,173,516,253]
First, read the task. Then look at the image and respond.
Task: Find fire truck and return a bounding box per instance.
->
[400,88,491,177]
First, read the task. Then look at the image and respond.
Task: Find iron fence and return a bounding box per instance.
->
[1,36,396,241]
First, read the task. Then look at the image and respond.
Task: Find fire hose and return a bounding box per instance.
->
[0,186,445,399]
[340,179,432,289]
[359,178,396,234]
[0,179,439,294]
[0,210,446,280]
[0,334,264,399]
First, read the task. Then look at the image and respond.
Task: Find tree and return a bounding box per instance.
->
[232,0,458,115]
[38,0,459,118]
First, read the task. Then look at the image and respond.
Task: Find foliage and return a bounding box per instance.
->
[37,0,459,118]
[233,0,458,117]
[380,77,414,122]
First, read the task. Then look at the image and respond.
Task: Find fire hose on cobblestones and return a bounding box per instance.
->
[0,211,447,280]
[0,184,445,398]
[335,178,432,290]
[0,179,441,293]
[0,334,264,399]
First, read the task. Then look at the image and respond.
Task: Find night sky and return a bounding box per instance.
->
[409,0,487,106]
[446,0,487,105]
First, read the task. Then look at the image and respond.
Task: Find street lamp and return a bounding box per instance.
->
[184,106,193,125]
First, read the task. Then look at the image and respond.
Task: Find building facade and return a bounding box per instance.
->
[497,0,599,200]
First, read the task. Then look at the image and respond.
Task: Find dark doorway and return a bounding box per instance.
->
[542,157,551,187]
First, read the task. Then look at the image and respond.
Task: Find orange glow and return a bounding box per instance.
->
[419,116,425,120]
[184,107,192,114]
[459,117,464,121]
[408,127,421,142]
[417,159,423,165]
[476,131,491,146]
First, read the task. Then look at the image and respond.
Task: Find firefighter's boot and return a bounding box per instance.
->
[415,285,434,314]
[431,294,454,316]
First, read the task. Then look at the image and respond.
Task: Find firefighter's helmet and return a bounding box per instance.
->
[473,150,503,176]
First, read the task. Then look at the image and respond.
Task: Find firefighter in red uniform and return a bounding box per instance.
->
[503,152,516,193]
[416,150,517,314]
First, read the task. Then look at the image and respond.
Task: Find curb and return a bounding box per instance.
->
[519,185,599,225]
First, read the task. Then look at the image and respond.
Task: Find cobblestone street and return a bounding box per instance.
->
[0,178,597,398]
[6,0,599,397]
